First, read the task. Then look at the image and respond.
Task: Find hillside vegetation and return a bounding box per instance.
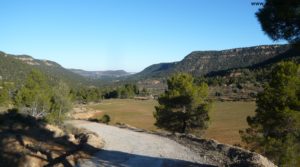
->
[0,52,88,87]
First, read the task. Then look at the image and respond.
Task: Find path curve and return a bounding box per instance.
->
[69,120,215,167]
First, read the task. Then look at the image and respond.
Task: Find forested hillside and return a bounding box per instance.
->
[0,52,88,87]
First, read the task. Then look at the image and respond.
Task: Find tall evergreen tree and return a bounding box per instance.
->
[240,61,300,166]
[154,73,210,133]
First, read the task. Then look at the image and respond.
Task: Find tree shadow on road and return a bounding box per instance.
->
[79,149,217,167]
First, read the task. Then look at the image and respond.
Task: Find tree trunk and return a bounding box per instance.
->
[59,107,62,120]
[181,121,187,133]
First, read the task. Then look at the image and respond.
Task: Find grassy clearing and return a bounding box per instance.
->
[204,101,255,145]
[89,99,255,145]
[89,99,158,130]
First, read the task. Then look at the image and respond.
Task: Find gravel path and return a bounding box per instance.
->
[69,120,215,167]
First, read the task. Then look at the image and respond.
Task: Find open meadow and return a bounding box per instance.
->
[89,99,255,145]
[205,101,255,145]
[90,99,158,130]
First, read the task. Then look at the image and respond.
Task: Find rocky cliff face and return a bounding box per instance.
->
[133,44,290,79]
[175,45,289,76]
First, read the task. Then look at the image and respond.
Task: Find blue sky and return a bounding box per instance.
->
[0,0,285,72]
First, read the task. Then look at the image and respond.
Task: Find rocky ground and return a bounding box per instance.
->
[0,111,104,167]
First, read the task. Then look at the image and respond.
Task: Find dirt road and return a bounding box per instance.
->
[69,120,215,167]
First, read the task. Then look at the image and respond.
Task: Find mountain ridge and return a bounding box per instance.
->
[69,69,132,79]
[130,44,292,79]
[1,44,298,87]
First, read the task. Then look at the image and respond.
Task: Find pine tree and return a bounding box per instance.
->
[240,61,300,166]
[15,70,52,118]
[154,73,210,133]
[47,81,72,124]
[256,0,300,45]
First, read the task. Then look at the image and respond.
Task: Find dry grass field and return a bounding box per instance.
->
[204,101,256,145]
[90,99,158,130]
[89,99,255,145]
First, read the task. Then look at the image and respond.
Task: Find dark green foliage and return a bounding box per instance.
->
[0,82,13,106]
[0,88,9,106]
[101,114,110,124]
[88,114,110,124]
[12,70,72,124]
[215,92,222,97]
[15,70,52,117]
[104,90,119,99]
[119,84,139,99]
[47,82,72,124]
[154,73,210,133]
[0,52,34,83]
[240,61,300,166]
[256,0,300,44]
[71,87,102,104]
[103,84,139,99]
